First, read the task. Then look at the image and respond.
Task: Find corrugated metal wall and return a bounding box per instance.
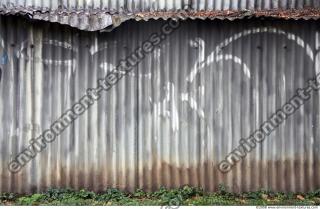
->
[0,16,320,193]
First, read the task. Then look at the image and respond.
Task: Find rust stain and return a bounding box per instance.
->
[0,8,320,32]
[2,8,320,19]
[134,8,320,20]
[3,158,320,194]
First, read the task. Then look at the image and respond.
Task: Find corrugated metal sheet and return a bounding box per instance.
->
[0,15,320,193]
[0,0,320,31]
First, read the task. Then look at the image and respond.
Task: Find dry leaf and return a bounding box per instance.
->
[238,199,246,204]
[297,195,305,200]
[261,194,268,200]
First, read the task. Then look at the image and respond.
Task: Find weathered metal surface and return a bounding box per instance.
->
[0,0,320,31]
[0,15,320,193]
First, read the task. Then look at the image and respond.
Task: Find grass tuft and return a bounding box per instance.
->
[1,185,319,206]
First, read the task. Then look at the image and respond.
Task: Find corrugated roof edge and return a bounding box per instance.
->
[0,7,320,31]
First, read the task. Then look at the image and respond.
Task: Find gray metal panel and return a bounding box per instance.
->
[0,0,320,31]
[0,16,320,193]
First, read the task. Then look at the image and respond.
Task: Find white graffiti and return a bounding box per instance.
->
[1,26,319,135]
[150,26,319,133]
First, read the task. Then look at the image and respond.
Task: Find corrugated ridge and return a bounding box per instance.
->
[0,0,320,31]
[1,0,320,11]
